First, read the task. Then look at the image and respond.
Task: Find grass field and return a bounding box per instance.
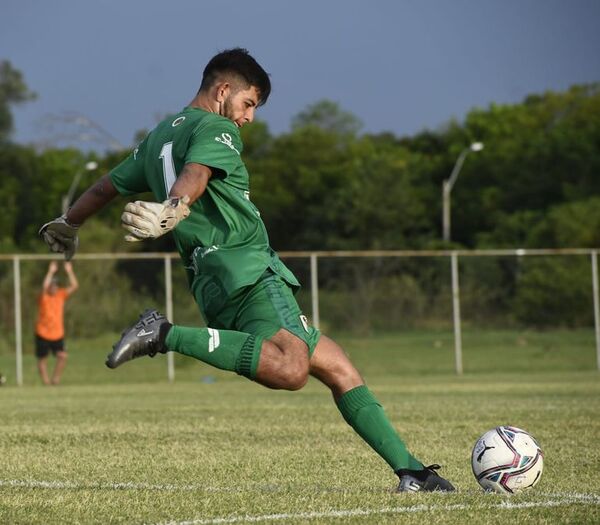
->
[1,330,599,524]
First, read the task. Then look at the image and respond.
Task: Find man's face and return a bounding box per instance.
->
[221,85,260,128]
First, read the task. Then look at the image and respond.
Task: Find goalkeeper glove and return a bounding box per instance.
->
[39,215,80,261]
[121,196,191,242]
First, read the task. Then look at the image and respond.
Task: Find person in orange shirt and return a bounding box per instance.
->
[35,261,78,385]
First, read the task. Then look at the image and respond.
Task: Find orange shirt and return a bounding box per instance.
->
[35,288,69,341]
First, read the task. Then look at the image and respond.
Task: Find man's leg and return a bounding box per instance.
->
[35,336,51,385]
[309,335,455,492]
[107,309,309,390]
[37,357,51,385]
[51,350,68,385]
[167,323,309,390]
[108,271,313,390]
[309,335,423,471]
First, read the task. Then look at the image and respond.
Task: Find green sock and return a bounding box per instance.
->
[336,385,424,471]
[165,325,263,379]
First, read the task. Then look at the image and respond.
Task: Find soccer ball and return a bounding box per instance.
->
[471,426,544,494]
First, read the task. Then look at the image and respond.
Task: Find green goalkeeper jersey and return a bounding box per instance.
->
[110,107,299,295]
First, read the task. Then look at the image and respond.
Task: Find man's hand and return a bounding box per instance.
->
[121,196,191,242]
[39,216,80,261]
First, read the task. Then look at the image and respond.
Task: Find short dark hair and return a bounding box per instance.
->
[200,48,271,106]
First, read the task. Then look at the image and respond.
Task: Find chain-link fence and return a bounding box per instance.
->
[1,249,598,385]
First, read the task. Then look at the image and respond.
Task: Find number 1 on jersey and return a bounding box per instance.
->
[159,142,176,195]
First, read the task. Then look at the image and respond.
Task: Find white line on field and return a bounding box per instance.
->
[2,479,599,505]
[151,494,600,525]
[0,479,206,491]
[2,479,599,525]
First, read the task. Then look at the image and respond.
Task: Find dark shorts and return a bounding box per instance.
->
[193,269,321,356]
[35,335,66,358]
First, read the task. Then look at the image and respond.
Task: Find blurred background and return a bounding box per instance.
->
[1,0,599,384]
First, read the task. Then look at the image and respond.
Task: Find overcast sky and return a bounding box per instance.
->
[2,0,599,150]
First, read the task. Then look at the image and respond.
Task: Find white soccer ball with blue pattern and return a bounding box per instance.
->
[471,426,544,494]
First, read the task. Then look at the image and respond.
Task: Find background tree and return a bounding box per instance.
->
[291,99,362,135]
[3,74,600,330]
[0,60,36,143]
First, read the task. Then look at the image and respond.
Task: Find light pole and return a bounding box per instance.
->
[442,142,484,242]
[62,161,98,213]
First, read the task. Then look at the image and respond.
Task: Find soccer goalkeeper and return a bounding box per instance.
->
[40,48,454,493]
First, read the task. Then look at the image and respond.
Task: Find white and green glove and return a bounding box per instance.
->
[121,196,191,242]
[39,215,80,261]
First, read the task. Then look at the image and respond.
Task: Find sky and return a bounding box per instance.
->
[2,0,600,150]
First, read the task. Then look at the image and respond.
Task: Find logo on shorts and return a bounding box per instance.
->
[199,245,219,258]
[299,315,309,333]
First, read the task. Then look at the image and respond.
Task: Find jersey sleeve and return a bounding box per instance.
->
[185,119,243,177]
[110,138,151,196]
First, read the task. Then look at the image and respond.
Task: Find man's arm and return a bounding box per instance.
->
[63,262,79,295]
[42,261,58,293]
[65,174,120,225]
[121,163,212,242]
[40,174,120,260]
[169,162,212,202]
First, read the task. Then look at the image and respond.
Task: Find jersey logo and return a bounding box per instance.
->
[172,116,186,127]
[215,133,240,155]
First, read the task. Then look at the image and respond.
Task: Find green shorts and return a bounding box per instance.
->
[193,269,321,356]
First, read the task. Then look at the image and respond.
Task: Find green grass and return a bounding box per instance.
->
[1,328,597,386]
[0,331,599,524]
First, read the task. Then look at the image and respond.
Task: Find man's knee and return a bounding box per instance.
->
[261,338,309,391]
[281,359,309,391]
[275,342,309,391]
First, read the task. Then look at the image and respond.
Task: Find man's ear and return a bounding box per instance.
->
[215,82,231,103]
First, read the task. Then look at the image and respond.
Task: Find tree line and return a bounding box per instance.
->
[1,60,599,331]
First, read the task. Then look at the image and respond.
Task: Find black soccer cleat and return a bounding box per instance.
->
[396,464,456,493]
[106,309,171,369]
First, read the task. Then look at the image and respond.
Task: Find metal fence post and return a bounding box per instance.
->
[13,256,23,386]
[451,252,463,375]
[592,251,600,372]
[310,253,320,329]
[164,255,175,382]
